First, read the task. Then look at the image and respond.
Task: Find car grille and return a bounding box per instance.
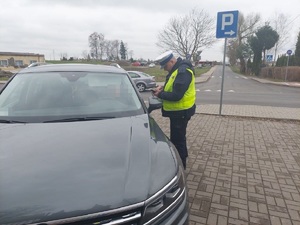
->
[28,203,144,225]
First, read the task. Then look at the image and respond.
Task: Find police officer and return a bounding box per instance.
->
[152,50,196,169]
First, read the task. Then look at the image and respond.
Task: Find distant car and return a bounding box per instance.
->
[140,61,148,66]
[149,63,156,68]
[0,64,189,225]
[127,70,156,92]
[131,61,141,66]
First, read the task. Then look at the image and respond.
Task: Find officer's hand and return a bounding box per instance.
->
[152,85,163,97]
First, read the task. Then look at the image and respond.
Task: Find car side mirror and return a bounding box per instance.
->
[148,96,162,114]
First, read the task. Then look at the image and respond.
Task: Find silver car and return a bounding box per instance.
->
[127,71,156,92]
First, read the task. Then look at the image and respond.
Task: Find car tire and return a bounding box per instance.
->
[136,83,146,92]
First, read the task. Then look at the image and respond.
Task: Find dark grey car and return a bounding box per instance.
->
[0,64,189,225]
[127,71,156,92]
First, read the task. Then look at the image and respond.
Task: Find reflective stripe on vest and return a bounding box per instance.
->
[163,68,196,111]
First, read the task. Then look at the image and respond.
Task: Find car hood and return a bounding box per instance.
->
[0,114,178,224]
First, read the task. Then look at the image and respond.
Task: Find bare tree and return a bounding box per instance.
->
[227,39,239,65]
[82,50,88,60]
[104,40,113,60]
[128,50,134,60]
[124,43,129,60]
[88,32,105,60]
[104,40,121,60]
[239,13,261,73]
[60,52,68,60]
[156,8,215,59]
[111,40,120,60]
[269,12,290,63]
[238,13,261,43]
[227,12,261,73]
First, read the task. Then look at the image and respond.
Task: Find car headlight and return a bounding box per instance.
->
[141,166,188,225]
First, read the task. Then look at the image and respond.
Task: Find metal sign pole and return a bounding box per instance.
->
[216,10,238,115]
[219,38,227,115]
[285,55,290,82]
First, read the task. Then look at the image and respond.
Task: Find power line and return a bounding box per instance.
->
[287,14,300,26]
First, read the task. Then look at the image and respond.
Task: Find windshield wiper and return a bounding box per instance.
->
[43,116,115,123]
[0,119,26,124]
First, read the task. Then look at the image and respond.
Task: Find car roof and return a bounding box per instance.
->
[127,71,152,76]
[27,62,48,68]
[127,71,143,74]
[18,63,126,74]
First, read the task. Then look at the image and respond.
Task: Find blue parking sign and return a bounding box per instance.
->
[216,11,239,38]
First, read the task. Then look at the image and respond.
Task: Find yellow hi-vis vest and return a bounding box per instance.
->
[163,68,196,111]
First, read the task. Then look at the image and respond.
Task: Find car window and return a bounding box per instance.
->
[0,72,144,123]
[141,72,151,77]
[128,72,140,78]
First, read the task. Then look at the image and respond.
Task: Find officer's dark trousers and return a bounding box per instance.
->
[170,117,190,169]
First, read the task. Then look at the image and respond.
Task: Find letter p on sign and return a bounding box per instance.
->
[221,14,234,30]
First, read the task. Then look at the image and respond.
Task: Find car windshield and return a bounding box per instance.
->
[0,71,144,123]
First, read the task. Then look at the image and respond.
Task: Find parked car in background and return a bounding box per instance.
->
[0,64,189,225]
[140,61,148,66]
[131,61,141,66]
[127,70,157,92]
[148,63,156,68]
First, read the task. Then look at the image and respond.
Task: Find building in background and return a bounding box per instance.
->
[0,52,45,68]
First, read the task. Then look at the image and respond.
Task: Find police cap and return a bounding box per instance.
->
[155,50,173,69]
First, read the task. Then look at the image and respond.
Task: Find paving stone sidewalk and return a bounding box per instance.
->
[197,104,300,121]
[150,110,300,225]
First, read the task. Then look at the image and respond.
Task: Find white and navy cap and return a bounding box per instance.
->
[155,50,173,69]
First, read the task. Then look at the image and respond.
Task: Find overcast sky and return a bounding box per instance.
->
[1,0,299,61]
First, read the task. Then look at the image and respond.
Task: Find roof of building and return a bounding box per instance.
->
[0,52,45,57]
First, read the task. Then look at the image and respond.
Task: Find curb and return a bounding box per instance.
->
[196,66,215,83]
[250,77,300,88]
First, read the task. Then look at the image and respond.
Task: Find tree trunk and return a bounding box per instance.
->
[239,57,246,74]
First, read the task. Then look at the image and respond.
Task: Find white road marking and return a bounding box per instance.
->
[199,89,237,92]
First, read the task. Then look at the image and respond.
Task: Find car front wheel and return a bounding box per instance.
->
[136,83,146,92]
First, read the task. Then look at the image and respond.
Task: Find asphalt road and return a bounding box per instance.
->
[140,65,300,108]
[196,65,300,108]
